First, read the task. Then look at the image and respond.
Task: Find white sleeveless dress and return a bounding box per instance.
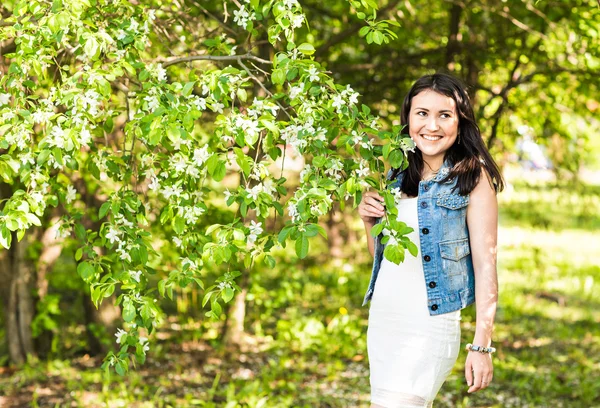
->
[367,196,462,408]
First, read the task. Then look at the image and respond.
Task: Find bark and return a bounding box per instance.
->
[222,272,250,346]
[327,204,344,259]
[33,220,63,357]
[3,231,36,365]
[445,2,463,70]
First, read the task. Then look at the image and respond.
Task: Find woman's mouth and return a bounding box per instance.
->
[421,134,443,141]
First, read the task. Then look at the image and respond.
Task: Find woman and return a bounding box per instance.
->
[358,73,504,408]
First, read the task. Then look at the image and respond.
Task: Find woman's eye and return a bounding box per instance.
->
[441,114,450,118]
[417,111,426,116]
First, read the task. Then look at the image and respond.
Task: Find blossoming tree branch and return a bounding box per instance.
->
[0,0,413,374]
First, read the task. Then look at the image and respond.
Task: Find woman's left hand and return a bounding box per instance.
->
[465,351,493,393]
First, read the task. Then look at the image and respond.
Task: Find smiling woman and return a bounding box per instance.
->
[358,73,505,408]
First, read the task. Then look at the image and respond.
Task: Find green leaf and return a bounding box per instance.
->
[371,223,384,237]
[278,225,294,244]
[122,300,136,322]
[182,81,195,96]
[384,244,405,265]
[158,279,166,297]
[74,223,86,240]
[373,30,384,45]
[264,255,276,268]
[295,234,309,259]
[236,88,247,102]
[0,226,12,249]
[359,26,370,37]
[389,149,404,168]
[272,68,285,85]
[406,241,419,257]
[115,359,127,376]
[222,287,234,303]
[297,42,315,55]
[77,262,95,282]
[84,37,99,59]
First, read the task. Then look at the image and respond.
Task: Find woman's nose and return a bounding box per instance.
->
[426,117,439,131]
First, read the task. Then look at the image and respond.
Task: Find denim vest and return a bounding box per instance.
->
[362,161,476,315]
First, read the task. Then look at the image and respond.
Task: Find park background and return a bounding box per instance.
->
[0,0,599,407]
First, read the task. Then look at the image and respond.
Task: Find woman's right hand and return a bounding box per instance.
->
[358,191,386,225]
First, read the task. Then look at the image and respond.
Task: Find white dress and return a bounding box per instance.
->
[367,196,462,408]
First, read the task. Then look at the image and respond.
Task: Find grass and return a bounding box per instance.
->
[1,180,599,407]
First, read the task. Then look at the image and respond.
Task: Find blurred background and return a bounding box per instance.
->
[1,0,599,407]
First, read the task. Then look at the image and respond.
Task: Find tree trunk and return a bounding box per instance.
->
[327,204,344,258]
[33,220,63,358]
[3,231,36,365]
[445,3,463,70]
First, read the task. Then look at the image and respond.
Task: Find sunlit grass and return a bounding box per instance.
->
[1,181,599,407]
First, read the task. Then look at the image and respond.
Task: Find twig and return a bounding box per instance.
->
[236,57,291,120]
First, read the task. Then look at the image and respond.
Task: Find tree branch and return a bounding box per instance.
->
[236,57,291,120]
[161,53,272,68]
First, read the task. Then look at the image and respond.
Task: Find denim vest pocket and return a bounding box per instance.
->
[439,238,471,276]
[436,194,469,211]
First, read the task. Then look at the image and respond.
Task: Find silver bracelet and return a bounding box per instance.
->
[466,343,496,354]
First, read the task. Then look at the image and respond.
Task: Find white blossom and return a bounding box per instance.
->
[65,185,76,204]
[173,237,183,248]
[355,159,370,177]
[129,270,142,283]
[290,86,302,99]
[211,101,224,113]
[144,95,160,112]
[0,93,10,105]
[306,66,320,82]
[129,18,140,33]
[192,96,207,111]
[193,146,211,166]
[148,176,160,191]
[79,127,92,145]
[233,5,256,29]
[287,202,300,222]
[155,63,167,82]
[246,185,262,200]
[291,14,305,29]
[332,94,344,112]
[105,226,121,244]
[139,336,150,353]
[169,155,187,174]
[115,328,127,344]
[161,185,183,200]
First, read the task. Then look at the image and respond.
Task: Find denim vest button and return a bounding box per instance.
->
[420,201,427,208]
[422,228,429,234]
[429,281,436,288]
[431,304,438,311]
[423,184,430,191]
[423,255,431,262]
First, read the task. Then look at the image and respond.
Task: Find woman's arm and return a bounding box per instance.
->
[465,170,499,393]
[358,191,386,257]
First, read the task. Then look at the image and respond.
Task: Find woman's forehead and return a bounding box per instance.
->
[411,90,456,112]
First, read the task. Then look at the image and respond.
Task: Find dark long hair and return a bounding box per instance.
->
[392,73,504,196]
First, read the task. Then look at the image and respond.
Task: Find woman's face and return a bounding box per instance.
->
[408,89,459,167]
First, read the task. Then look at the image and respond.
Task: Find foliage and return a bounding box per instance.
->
[0,0,414,372]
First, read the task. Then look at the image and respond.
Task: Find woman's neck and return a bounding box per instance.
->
[422,157,444,180]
